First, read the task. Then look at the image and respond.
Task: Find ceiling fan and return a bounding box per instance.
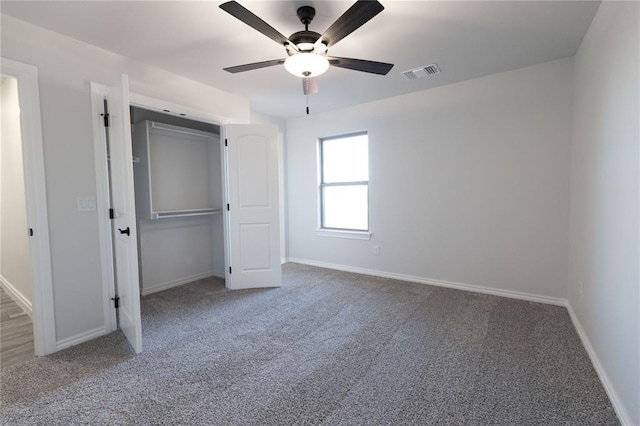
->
[219,0,394,99]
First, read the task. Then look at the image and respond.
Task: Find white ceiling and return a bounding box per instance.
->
[1,1,600,119]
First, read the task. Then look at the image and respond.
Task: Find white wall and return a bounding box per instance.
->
[0,76,33,307]
[1,15,250,343]
[568,2,639,424]
[137,217,223,295]
[287,57,574,301]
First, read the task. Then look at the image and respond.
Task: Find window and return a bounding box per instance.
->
[319,132,369,232]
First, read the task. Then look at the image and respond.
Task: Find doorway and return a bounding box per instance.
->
[128,106,225,296]
[91,78,282,353]
[90,82,231,353]
[0,59,56,357]
[1,74,35,366]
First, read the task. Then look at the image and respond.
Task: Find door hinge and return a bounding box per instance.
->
[227,203,230,211]
[229,266,232,274]
[101,113,110,127]
[109,208,115,219]
[225,138,228,147]
[111,296,120,309]
[29,228,34,237]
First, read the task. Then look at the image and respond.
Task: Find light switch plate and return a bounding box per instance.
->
[77,196,96,212]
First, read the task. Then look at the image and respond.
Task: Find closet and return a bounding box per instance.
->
[96,76,281,354]
[130,107,225,295]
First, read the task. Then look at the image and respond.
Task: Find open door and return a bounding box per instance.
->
[226,124,281,289]
[106,75,142,353]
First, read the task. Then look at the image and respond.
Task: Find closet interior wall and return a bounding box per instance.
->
[130,107,224,296]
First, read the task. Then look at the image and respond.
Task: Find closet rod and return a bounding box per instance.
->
[152,208,222,219]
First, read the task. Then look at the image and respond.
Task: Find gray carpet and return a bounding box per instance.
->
[1,263,618,425]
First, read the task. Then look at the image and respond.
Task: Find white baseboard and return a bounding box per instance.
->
[286,258,567,306]
[211,270,226,279]
[141,271,219,296]
[56,326,108,351]
[566,304,631,425]
[0,274,33,317]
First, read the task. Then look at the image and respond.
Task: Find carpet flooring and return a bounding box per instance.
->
[0,263,618,425]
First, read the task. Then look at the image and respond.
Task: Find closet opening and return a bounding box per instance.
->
[129,106,226,297]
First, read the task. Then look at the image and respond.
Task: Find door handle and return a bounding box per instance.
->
[118,227,130,236]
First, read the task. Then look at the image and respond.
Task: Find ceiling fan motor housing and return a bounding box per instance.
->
[288,6,322,54]
[288,31,322,54]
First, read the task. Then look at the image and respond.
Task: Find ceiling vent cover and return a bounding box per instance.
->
[401,63,441,80]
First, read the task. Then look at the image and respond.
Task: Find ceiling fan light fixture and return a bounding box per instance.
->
[296,42,315,51]
[314,42,328,54]
[284,53,329,78]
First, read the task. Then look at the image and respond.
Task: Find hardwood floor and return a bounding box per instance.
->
[0,288,35,369]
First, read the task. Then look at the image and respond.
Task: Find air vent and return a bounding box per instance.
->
[401,63,441,80]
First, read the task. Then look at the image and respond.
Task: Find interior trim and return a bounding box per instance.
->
[286,257,567,306]
[566,304,630,425]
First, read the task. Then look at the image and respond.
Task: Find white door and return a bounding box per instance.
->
[106,75,142,353]
[226,124,281,289]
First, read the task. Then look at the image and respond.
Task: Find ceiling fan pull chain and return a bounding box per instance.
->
[306,95,310,115]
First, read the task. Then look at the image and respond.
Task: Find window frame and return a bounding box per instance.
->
[318,132,371,238]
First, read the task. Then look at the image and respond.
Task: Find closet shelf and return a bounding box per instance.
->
[151,208,222,219]
[150,121,214,139]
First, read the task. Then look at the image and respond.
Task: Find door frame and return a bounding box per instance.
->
[90,82,119,333]
[1,58,56,356]
[90,84,232,333]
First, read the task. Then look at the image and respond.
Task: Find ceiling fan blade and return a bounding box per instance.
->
[219,1,296,49]
[315,0,384,50]
[303,77,319,95]
[328,57,394,75]
[223,59,286,74]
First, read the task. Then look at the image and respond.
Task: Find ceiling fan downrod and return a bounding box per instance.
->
[297,6,315,32]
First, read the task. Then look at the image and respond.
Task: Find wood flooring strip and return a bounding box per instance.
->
[0,288,35,369]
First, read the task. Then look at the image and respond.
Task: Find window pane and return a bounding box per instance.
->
[322,134,368,183]
[323,185,368,230]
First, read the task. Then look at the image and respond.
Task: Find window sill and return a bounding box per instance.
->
[316,229,372,240]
